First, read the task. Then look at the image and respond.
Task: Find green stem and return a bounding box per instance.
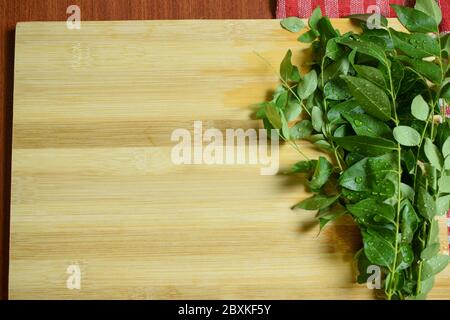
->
[253,50,312,117]
[386,61,403,300]
[320,56,345,172]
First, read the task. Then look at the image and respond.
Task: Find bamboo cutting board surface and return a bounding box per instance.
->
[10,19,450,299]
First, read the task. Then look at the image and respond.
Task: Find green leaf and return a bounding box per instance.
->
[274,87,288,109]
[401,183,415,202]
[360,29,394,50]
[398,244,414,270]
[393,126,421,146]
[341,112,391,138]
[309,156,333,191]
[314,140,333,152]
[445,156,450,170]
[402,149,416,174]
[309,6,322,31]
[265,103,282,129]
[281,112,290,140]
[424,163,438,193]
[389,59,405,96]
[421,243,440,260]
[422,255,449,280]
[339,153,396,191]
[323,79,351,100]
[417,187,437,220]
[281,17,305,32]
[436,195,450,216]
[317,204,346,231]
[284,99,302,121]
[327,100,364,125]
[428,219,440,245]
[397,56,442,84]
[347,198,395,224]
[317,17,339,45]
[280,50,294,81]
[311,106,323,132]
[337,37,387,66]
[401,200,419,243]
[419,276,435,296]
[353,65,386,89]
[340,75,391,121]
[415,0,442,25]
[333,136,396,156]
[298,30,318,43]
[293,194,340,210]
[325,38,345,60]
[442,137,450,158]
[291,160,316,173]
[347,13,388,28]
[297,70,318,99]
[390,29,440,59]
[424,138,444,171]
[438,175,450,193]
[442,81,450,99]
[290,120,313,140]
[411,94,429,121]
[362,229,396,267]
[391,5,438,33]
[355,249,372,284]
[290,160,317,173]
[322,56,350,83]
[333,124,351,138]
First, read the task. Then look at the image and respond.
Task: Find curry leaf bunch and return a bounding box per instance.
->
[259,0,450,299]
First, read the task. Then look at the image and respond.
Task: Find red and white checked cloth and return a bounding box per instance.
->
[277,0,450,249]
[276,0,450,32]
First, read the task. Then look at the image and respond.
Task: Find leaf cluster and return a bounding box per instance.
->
[259,1,450,299]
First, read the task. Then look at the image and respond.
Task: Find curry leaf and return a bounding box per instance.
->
[393,126,421,146]
[353,65,387,89]
[362,229,396,267]
[411,95,429,121]
[340,75,391,121]
[311,106,323,132]
[341,112,391,138]
[309,156,334,191]
[290,120,313,140]
[422,256,450,280]
[333,136,396,156]
[298,70,318,99]
[391,5,439,33]
[417,187,437,220]
[390,29,440,59]
[401,200,419,243]
[281,17,305,33]
[298,30,318,43]
[293,194,340,210]
[415,0,442,25]
[424,138,443,171]
[337,37,387,66]
[280,50,294,81]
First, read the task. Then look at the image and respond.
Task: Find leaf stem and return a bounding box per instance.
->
[253,50,312,117]
[386,60,403,300]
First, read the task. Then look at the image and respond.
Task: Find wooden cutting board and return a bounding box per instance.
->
[10,19,450,299]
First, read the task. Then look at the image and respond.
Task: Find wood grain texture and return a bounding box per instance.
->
[9,19,450,299]
[0,0,275,300]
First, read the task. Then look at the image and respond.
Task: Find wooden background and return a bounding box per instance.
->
[0,0,275,300]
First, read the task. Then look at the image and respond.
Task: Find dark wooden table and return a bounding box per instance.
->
[0,0,275,300]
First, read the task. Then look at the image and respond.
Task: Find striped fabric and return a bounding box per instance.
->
[276,0,450,31]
